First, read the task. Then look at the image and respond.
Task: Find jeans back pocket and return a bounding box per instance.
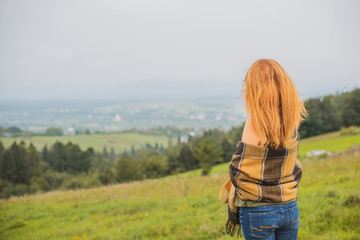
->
[249,210,277,238]
[288,205,300,229]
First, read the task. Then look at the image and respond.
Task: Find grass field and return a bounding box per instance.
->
[1,129,359,157]
[298,131,360,157]
[1,131,359,239]
[0,133,170,153]
[1,151,359,239]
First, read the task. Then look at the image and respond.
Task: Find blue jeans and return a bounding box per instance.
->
[239,201,300,240]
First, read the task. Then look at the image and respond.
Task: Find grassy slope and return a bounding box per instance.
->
[0,154,358,240]
[1,133,359,239]
[0,133,169,153]
[299,131,360,157]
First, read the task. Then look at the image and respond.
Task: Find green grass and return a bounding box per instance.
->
[1,151,359,239]
[1,131,359,239]
[0,133,170,153]
[298,131,360,158]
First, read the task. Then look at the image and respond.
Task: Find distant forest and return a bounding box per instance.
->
[299,88,360,138]
[0,88,359,199]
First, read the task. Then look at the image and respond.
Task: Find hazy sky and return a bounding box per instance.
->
[0,0,359,101]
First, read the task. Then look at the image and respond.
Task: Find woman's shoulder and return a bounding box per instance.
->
[241,117,267,147]
[240,117,299,149]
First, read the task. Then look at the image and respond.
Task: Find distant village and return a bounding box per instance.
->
[0,98,246,136]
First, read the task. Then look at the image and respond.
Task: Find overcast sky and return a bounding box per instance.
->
[0,0,359,101]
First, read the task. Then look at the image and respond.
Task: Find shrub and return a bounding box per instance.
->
[0,179,13,198]
[29,176,51,193]
[340,126,360,135]
[11,184,28,197]
[59,175,84,190]
[43,170,70,189]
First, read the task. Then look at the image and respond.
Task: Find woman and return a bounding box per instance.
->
[219,59,307,240]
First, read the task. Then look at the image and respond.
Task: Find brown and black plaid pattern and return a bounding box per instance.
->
[219,133,302,238]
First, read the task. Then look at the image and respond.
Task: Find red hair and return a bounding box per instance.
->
[241,59,308,149]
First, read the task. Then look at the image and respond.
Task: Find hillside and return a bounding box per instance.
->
[1,144,359,239]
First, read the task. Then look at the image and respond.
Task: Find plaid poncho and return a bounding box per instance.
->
[218,133,302,238]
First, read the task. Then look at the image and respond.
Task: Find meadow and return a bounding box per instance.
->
[298,131,360,157]
[0,133,170,153]
[1,140,359,239]
[1,129,360,158]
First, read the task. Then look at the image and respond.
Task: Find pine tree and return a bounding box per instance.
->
[10,141,29,185]
[42,145,48,163]
[221,137,234,163]
[0,141,4,177]
[342,89,360,127]
[177,144,198,171]
[194,137,222,176]
[0,149,16,182]
[27,143,42,178]
[110,148,116,162]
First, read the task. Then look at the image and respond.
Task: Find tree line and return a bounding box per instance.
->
[0,88,359,198]
[299,88,360,138]
[0,124,244,199]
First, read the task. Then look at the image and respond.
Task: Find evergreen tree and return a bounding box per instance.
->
[177,144,198,171]
[0,149,16,182]
[203,128,225,145]
[0,141,4,177]
[10,141,30,185]
[110,148,116,162]
[194,137,223,176]
[228,123,245,144]
[48,141,66,172]
[42,145,48,163]
[299,98,325,138]
[342,89,360,127]
[166,148,179,174]
[63,142,91,174]
[0,141,4,156]
[321,95,341,132]
[27,143,42,178]
[221,137,234,163]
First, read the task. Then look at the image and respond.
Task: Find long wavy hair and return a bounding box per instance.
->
[241,59,308,149]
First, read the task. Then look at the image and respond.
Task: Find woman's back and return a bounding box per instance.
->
[219,59,307,239]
